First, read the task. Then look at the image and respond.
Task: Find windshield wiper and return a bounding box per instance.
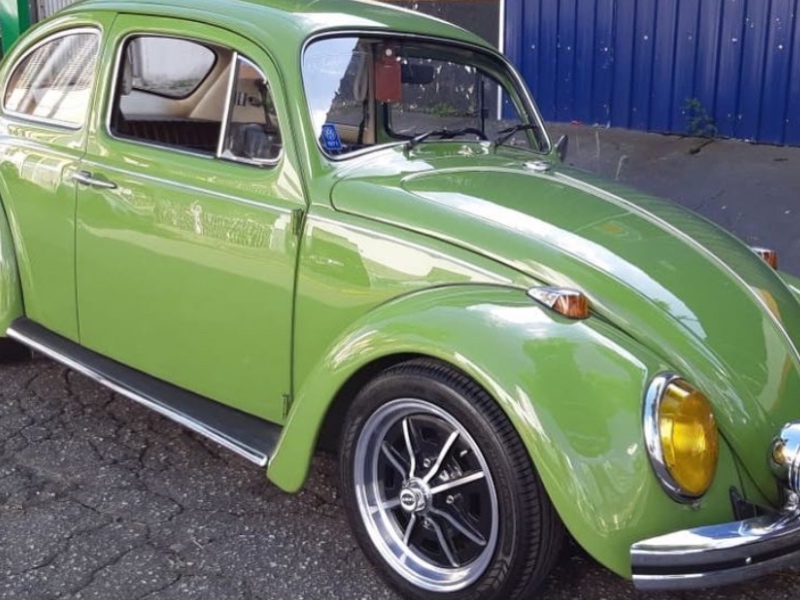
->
[492,123,540,149]
[405,127,485,151]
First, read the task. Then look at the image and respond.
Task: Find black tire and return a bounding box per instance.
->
[339,358,564,600]
[0,338,30,362]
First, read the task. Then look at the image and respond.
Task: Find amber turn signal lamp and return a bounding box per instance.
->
[644,375,719,502]
[752,246,778,269]
[527,287,590,319]
[658,380,719,498]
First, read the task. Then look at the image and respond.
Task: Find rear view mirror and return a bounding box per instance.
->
[401,63,434,85]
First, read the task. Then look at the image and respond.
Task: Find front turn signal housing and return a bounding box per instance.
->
[527,286,589,319]
[644,375,719,501]
[752,246,778,269]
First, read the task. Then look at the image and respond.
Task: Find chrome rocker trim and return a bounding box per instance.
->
[631,501,800,590]
[7,317,281,467]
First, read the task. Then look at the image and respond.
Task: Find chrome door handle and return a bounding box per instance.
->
[73,170,117,190]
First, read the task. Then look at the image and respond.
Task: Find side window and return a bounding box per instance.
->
[128,37,216,98]
[3,30,99,127]
[109,36,282,166]
[220,56,283,165]
[109,35,223,155]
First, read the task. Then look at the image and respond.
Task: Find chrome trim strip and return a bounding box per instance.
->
[3,111,83,131]
[104,29,127,140]
[497,0,507,120]
[527,286,564,310]
[7,326,269,467]
[631,502,800,590]
[2,26,101,131]
[555,171,800,371]
[216,51,239,159]
[81,161,294,214]
[309,214,513,285]
[643,373,701,503]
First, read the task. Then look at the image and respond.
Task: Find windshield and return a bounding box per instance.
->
[303,35,548,157]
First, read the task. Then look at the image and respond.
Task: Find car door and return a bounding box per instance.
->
[76,16,305,423]
[0,17,112,340]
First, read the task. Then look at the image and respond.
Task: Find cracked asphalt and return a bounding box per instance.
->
[3,129,800,599]
[3,360,800,600]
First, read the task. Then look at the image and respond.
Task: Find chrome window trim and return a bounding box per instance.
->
[643,372,701,503]
[2,26,102,131]
[104,137,217,161]
[216,51,239,158]
[299,30,552,163]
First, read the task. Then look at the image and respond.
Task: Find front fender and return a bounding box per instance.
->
[0,200,23,332]
[779,270,800,303]
[269,284,741,577]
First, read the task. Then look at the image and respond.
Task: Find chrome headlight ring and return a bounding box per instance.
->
[643,373,719,504]
[643,373,692,503]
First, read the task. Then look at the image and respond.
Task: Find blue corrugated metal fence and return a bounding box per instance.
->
[505,0,800,145]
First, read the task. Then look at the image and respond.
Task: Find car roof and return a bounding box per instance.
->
[63,0,491,54]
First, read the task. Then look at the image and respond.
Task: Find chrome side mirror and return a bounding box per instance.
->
[555,134,569,162]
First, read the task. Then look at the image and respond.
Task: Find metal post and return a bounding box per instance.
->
[0,0,32,55]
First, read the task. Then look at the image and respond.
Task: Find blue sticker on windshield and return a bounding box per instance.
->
[321,123,343,152]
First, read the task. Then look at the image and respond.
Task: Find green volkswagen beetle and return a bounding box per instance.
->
[1,0,799,597]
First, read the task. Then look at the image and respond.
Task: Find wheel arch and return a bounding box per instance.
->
[314,352,424,453]
[269,284,742,578]
[0,192,25,332]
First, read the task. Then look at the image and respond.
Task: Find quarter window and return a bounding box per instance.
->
[220,56,282,164]
[4,31,99,127]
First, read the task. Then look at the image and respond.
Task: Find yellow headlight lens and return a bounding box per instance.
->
[658,380,719,498]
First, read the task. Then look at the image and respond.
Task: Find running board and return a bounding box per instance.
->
[7,318,281,467]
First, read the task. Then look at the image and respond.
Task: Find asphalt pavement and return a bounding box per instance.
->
[2,126,800,599]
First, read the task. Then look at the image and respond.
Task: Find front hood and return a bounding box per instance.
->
[331,149,800,502]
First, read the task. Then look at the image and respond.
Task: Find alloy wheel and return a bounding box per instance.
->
[353,398,499,592]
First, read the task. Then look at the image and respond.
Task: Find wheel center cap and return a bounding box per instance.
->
[399,479,430,513]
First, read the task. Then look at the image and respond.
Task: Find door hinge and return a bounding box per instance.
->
[292,209,305,237]
[282,393,292,418]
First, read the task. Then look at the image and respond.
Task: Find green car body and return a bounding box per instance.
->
[1,0,800,595]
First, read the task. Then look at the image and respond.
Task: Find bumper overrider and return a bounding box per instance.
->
[631,421,800,590]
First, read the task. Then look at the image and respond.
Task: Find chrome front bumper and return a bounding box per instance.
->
[631,501,800,590]
[632,419,800,590]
